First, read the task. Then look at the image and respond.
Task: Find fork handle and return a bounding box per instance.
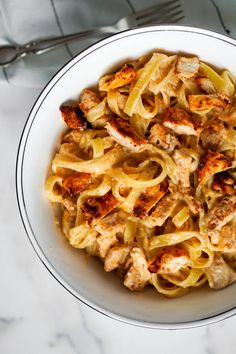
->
[17,26,117,56]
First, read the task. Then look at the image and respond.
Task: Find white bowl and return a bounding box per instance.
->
[16,25,236,329]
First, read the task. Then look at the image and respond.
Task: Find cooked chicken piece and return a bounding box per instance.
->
[173,149,192,189]
[196,77,215,94]
[200,116,226,150]
[148,246,189,274]
[60,102,87,130]
[104,244,131,272]
[105,117,148,152]
[133,180,168,219]
[85,241,98,257]
[188,94,229,111]
[207,196,236,239]
[163,107,199,136]
[168,181,202,216]
[149,122,180,152]
[184,193,203,215]
[205,254,236,289]
[175,56,199,80]
[124,247,150,291]
[62,197,77,215]
[218,91,231,102]
[168,180,202,216]
[144,195,178,227]
[198,150,232,183]
[101,65,137,90]
[94,210,127,236]
[217,224,236,252]
[81,191,120,222]
[96,233,118,259]
[79,89,100,114]
[63,172,91,196]
[212,172,236,195]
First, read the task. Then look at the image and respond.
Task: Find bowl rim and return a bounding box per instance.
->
[16,24,236,330]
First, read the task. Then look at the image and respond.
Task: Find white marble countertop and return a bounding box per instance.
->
[1,0,236,353]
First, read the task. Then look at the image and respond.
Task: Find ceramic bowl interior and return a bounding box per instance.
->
[16,25,236,329]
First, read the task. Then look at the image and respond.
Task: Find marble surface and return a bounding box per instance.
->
[1,1,236,353]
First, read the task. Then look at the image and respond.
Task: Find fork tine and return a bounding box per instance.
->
[137,3,182,21]
[137,8,183,26]
[134,0,180,20]
[166,15,185,23]
[140,14,184,27]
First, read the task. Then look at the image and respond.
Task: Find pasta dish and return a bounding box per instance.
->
[45,51,236,297]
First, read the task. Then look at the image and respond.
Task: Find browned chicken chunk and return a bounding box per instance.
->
[79,89,100,114]
[163,107,199,136]
[60,103,87,130]
[96,233,118,258]
[63,172,91,196]
[212,172,236,195]
[149,122,180,152]
[105,117,148,152]
[148,246,189,274]
[200,116,226,150]
[196,77,215,94]
[101,64,137,90]
[184,194,203,215]
[81,191,120,222]
[175,56,199,80]
[63,197,77,215]
[133,180,168,219]
[188,94,229,111]
[124,247,150,291]
[207,195,236,236]
[198,150,232,183]
[104,244,131,272]
[144,194,178,227]
[168,182,202,215]
[217,224,236,252]
[205,255,236,289]
[94,210,127,236]
[173,149,192,189]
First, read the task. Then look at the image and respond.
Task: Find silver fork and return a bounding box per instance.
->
[0,0,183,67]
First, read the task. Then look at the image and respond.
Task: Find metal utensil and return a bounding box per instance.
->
[0,0,183,67]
